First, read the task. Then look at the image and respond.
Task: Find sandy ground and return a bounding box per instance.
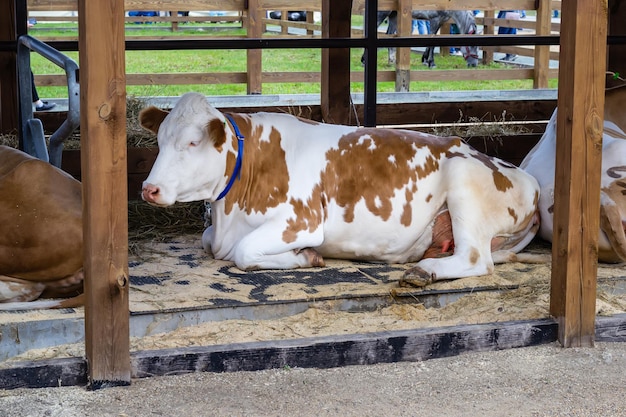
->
[1,341,626,417]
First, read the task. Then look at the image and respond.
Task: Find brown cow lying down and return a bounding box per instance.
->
[0,145,84,310]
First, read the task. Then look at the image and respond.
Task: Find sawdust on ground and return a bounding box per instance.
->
[4,235,625,363]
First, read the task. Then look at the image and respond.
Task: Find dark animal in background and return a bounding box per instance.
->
[362,10,479,68]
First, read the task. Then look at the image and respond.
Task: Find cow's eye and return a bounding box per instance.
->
[189,141,198,147]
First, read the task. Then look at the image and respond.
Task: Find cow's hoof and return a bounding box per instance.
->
[298,248,326,267]
[399,266,435,288]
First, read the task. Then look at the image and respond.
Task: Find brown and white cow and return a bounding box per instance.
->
[140,92,541,286]
[520,109,626,263]
[0,145,84,309]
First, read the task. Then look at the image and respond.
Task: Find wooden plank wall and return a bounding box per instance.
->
[0,2,19,134]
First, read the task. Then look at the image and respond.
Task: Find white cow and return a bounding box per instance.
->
[140,92,541,286]
[521,109,626,263]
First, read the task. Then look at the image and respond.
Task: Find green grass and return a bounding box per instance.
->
[27,22,557,99]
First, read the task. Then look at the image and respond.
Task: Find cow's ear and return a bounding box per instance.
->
[207,117,227,149]
[139,106,169,134]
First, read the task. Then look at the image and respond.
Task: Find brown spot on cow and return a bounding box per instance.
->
[319,130,461,224]
[507,207,518,223]
[401,188,414,226]
[425,193,433,203]
[282,130,464,241]
[208,117,227,150]
[283,184,326,243]
[469,247,480,265]
[471,152,514,192]
[222,116,290,216]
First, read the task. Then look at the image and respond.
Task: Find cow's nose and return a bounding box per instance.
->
[141,184,160,203]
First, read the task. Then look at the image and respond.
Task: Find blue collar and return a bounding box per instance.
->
[216,114,245,201]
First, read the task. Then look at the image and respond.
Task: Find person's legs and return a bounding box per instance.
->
[31,71,39,102]
[497,12,518,61]
[416,20,429,35]
[499,26,518,60]
[32,71,56,111]
[449,24,460,55]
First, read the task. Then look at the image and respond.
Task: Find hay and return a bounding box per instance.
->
[0,133,18,148]
[128,200,208,254]
[430,109,531,140]
[125,95,159,148]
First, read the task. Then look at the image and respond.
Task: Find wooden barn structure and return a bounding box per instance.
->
[0,0,622,388]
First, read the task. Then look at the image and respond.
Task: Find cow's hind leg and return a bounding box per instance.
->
[401,210,500,287]
[401,246,494,288]
[0,276,45,303]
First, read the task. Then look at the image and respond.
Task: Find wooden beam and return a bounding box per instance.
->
[0,318,561,389]
[320,0,352,124]
[533,0,552,89]
[78,0,131,387]
[550,0,607,347]
[0,1,18,134]
[395,0,412,92]
[246,0,262,95]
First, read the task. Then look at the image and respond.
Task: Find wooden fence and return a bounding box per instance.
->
[27,0,562,94]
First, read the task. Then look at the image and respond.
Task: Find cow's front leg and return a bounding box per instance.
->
[235,246,325,270]
[232,227,326,270]
[201,225,215,255]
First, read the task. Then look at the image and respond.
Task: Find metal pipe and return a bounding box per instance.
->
[17,35,80,167]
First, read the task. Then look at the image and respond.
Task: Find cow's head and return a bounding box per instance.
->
[139,92,232,206]
[461,24,480,68]
[598,124,626,262]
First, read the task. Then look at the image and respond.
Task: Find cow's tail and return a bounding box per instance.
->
[0,294,84,311]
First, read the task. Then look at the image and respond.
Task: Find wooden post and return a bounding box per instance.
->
[321,0,352,124]
[171,11,179,32]
[533,0,552,88]
[78,0,131,387]
[0,1,18,134]
[441,21,451,57]
[481,10,495,65]
[280,10,288,35]
[395,0,411,92]
[306,11,314,36]
[246,0,262,94]
[550,0,607,347]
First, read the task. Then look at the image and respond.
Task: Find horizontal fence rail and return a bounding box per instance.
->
[23,0,564,93]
